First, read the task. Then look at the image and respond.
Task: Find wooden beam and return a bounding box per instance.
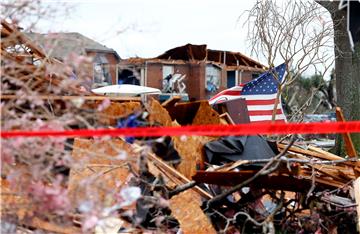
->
[0,95,141,102]
[336,107,358,158]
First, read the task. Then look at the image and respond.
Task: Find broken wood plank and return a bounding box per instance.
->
[169,190,216,234]
[144,148,213,199]
[336,107,357,158]
[278,143,355,167]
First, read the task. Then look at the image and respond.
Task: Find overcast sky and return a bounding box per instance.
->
[36,0,333,77]
[38,0,261,58]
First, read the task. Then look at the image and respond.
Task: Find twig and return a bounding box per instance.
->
[168,181,198,198]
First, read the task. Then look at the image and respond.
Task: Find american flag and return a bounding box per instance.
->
[209,63,287,123]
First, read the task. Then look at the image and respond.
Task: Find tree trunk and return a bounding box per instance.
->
[317,1,360,156]
[351,41,360,154]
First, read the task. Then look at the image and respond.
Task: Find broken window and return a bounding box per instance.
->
[93,53,112,86]
[118,68,140,85]
[163,65,174,79]
[206,64,221,92]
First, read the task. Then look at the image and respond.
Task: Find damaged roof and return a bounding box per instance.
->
[26,32,120,61]
[121,43,266,72]
[156,43,266,69]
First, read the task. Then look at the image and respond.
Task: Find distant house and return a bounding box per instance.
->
[119,44,265,101]
[27,32,120,88]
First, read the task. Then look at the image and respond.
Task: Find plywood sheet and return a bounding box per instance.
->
[172,121,215,178]
[98,101,141,125]
[192,101,220,125]
[169,190,216,234]
[72,138,138,165]
[69,138,139,205]
[148,99,172,126]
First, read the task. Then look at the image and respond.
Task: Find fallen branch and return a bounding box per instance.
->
[206,137,296,208]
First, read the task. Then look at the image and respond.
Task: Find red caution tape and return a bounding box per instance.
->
[1,121,360,138]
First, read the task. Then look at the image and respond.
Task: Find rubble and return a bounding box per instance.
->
[1,20,360,234]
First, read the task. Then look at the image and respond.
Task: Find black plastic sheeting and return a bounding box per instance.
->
[204,135,279,165]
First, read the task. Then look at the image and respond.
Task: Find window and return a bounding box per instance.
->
[206,64,221,92]
[93,54,112,86]
[162,65,174,92]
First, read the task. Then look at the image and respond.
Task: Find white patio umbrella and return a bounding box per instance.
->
[91,84,161,96]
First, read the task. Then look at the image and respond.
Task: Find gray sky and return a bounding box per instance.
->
[39,0,259,58]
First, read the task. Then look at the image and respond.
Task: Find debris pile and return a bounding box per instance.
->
[1,20,360,234]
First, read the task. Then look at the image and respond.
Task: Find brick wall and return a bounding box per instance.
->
[188,62,205,100]
[240,71,253,84]
[146,63,163,89]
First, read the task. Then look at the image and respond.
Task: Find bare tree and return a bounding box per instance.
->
[245,0,334,121]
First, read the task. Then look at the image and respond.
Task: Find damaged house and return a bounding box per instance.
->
[27,32,120,88]
[119,43,265,100]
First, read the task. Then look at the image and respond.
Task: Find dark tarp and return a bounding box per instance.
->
[204,135,279,165]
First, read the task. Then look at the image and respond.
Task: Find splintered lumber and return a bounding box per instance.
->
[307,145,360,177]
[142,146,212,199]
[307,145,345,161]
[336,107,357,158]
[354,178,360,233]
[169,190,216,234]
[291,153,350,183]
[278,143,355,167]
